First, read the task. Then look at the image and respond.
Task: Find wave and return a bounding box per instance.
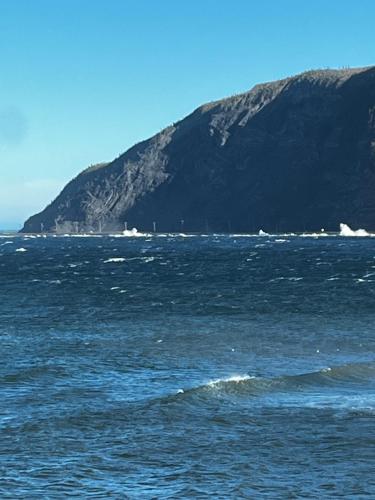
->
[173,362,375,401]
[104,257,126,263]
[111,228,152,237]
[300,232,329,237]
[339,223,369,237]
[60,233,103,238]
[103,256,160,264]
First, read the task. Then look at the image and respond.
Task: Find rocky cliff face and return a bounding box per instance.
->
[22,66,375,233]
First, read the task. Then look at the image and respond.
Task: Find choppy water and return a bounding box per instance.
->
[1,233,375,497]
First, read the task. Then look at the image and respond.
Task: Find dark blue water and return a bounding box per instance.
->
[1,233,375,497]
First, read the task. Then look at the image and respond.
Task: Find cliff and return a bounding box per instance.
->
[22,66,375,233]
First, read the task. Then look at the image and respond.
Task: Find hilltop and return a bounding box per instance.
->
[22,66,375,233]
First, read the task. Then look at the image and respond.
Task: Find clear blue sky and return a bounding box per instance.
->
[0,0,374,228]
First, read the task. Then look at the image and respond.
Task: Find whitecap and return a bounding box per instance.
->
[110,227,152,238]
[68,233,102,238]
[340,223,369,237]
[104,257,126,263]
[229,234,250,237]
[320,367,332,373]
[143,256,156,263]
[300,232,329,237]
[207,375,252,387]
[15,247,27,252]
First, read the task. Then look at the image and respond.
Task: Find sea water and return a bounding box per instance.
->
[1,233,375,497]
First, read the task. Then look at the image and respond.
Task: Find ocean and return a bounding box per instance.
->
[1,232,375,497]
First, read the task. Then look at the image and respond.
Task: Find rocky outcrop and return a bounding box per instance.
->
[22,66,375,233]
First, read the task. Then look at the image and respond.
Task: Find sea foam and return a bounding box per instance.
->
[104,257,126,263]
[340,223,369,237]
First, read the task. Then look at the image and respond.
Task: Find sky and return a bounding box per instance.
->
[0,0,374,228]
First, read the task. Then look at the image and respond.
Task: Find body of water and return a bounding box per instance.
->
[1,233,375,497]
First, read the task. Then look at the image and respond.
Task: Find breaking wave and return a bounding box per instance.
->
[172,362,375,402]
[340,223,369,237]
[104,257,127,263]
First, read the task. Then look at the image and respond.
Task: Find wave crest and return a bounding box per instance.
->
[174,362,375,400]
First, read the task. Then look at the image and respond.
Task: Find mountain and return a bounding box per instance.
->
[22,66,375,233]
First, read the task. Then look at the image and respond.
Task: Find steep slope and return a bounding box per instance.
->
[22,66,375,233]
